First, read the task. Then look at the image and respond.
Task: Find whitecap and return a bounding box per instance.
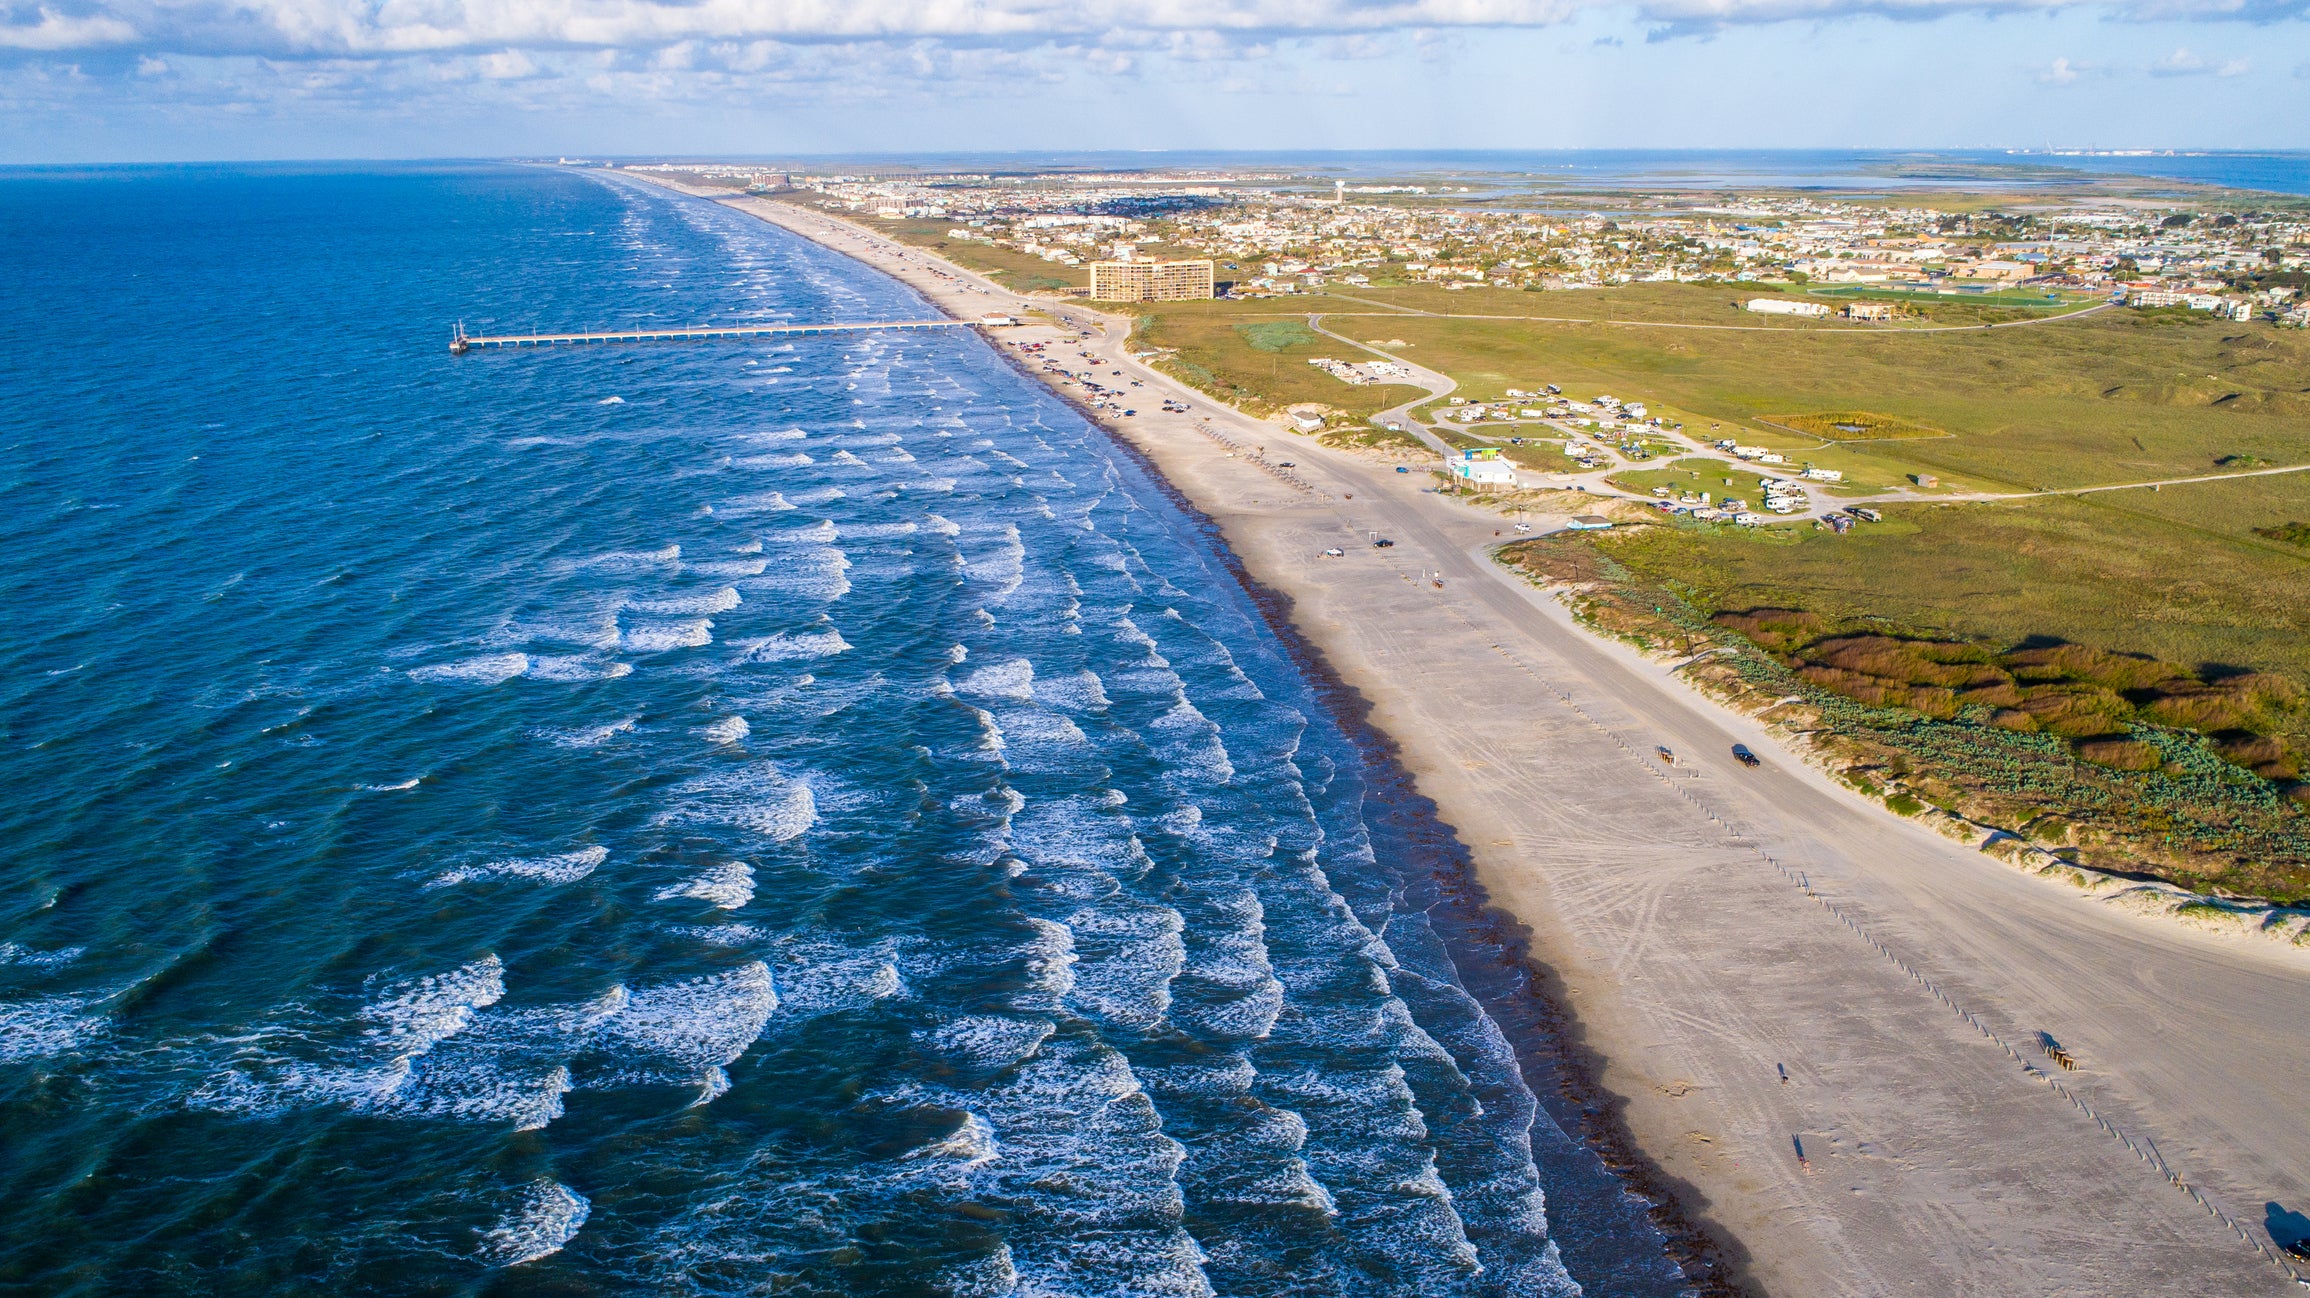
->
[701,715,750,745]
[621,619,712,653]
[481,1179,591,1266]
[660,764,817,842]
[907,1111,998,1168]
[527,657,634,682]
[604,962,777,1072]
[737,452,813,469]
[429,847,606,890]
[538,716,637,748]
[918,1015,1054,1070]
[628,587,740,616]
[734,630,850,663]
[409,653,529,686]
[598,395,625,405]
[774,519,838,544]
[358,777,423,792]
[0,992,105,1061]
[721,491,793,514]
[579,545,681,569]
[654,861,755,910]
[684,558,769,578]
[0,942,85,969]
[957,658,1034,700]
[362,955,507,1066]
[689,1065,732,1108]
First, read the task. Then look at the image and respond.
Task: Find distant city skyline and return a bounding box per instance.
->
[2,0,2306,161]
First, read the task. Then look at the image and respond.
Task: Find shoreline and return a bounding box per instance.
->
[618,171,2308,1297]
[614,170,1744,1291]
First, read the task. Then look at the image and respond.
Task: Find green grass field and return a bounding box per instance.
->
[1131,298,1429,418]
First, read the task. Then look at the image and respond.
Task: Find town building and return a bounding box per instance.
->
[1089,258,1216,302]
[1746,298,1832,317]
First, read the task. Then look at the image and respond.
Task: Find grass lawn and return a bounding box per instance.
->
[1341,307,2309,490]
[1132,298,1429,418]
[1318,279,2089,327]
[1608,457,1778,501]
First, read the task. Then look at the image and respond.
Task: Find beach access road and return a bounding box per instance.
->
[656,179,2309,1298]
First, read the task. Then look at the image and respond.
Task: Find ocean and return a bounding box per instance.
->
[0,165,1682,1295]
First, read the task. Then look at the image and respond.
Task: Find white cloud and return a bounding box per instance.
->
[2039,54,2081,81]
[0,6,137,49]
[2148,44,2252,73]
[1,0,2296,65]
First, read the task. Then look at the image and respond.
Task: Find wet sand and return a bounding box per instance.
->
[635,173,2310,1298]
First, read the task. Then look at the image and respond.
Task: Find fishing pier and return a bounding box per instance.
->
[448,318,976,355]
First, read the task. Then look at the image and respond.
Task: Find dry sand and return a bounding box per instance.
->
[634,174,2310,1297]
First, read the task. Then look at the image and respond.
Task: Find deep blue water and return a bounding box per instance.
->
[0,165,1680,1295]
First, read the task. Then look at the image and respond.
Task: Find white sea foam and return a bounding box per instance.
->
[361,956,507,1064]
[684,557,769,578]
[0,992,105,1062]
[786,486,847,506]
[481,1179,591,1266]
[604,962,777,1072]
[701,715,750,745]
[690,1065,732,1108]
[628,587,741,616]
[924,513,961,537]
[1018,917,1077,1003]
[837,521,918,539]
[957,658,1034,700]
[661,764,817,842]
[539,716,638,748]
[1032,669,1111,712]
[358,777,423,792]
[737,452,813,469]
[598,395,625,405]
[429,847,607,890]
[526,657,634,682]
[773,519,838,544]
[735,630,850,663]
[0,942,84,969]
[909,1111,999,1169]
[721,491,794,513]
[772,941,907,1018]
[409,653,530,686]
[580,545,682,568]
[621,619,713,653]
[654,861,755,910]
[919,1015,1054,1070]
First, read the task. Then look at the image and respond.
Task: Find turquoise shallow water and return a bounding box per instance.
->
[0,165,1680,1295]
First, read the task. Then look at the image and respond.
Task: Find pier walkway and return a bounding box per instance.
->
[449,319,968,354]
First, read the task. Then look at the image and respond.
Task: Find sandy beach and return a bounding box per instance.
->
[637,173,2310,1296]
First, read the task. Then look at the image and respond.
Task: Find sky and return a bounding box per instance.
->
[2,0,2306,160]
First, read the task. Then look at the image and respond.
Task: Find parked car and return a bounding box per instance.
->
[1731,744,1761,768]
[1373,539,1395,548]
[1395,466,1411,474]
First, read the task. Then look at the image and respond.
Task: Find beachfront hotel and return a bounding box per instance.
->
[1088,256,1215,301]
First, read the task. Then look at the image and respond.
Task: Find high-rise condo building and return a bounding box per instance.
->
[1089,258,1216,301]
